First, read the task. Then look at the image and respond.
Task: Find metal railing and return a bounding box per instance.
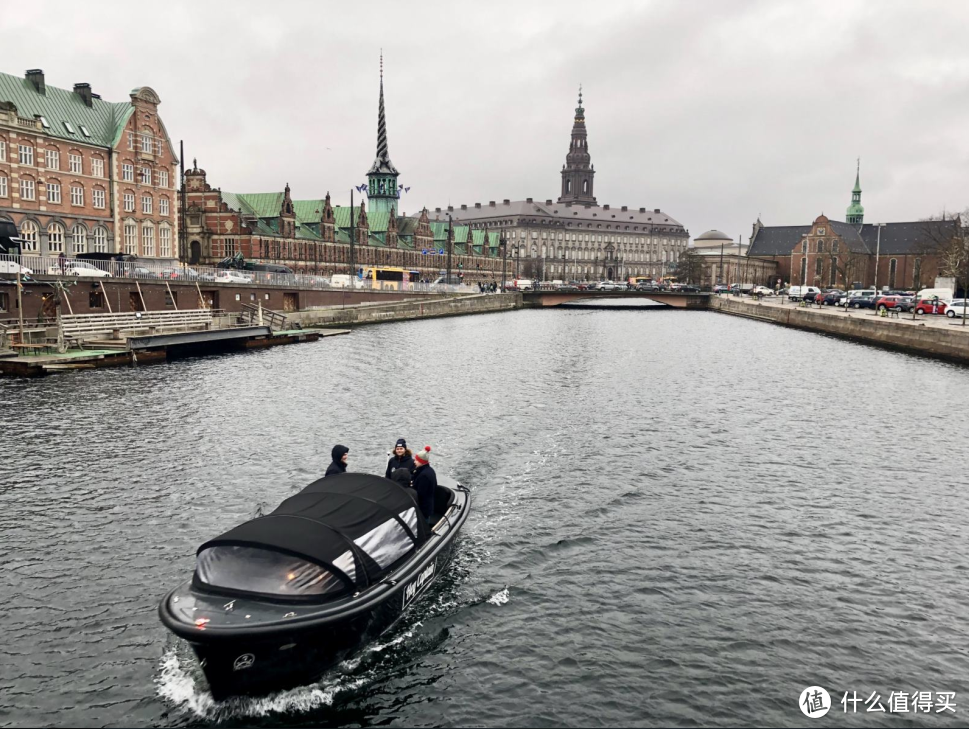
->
[0,254,477,295]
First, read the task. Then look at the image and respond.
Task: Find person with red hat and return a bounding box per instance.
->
[411,446,437,525]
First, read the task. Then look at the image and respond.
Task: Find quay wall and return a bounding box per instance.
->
[283,293,521,328]
[712,297,969,365]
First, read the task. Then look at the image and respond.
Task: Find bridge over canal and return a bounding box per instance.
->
[521,290,711,309]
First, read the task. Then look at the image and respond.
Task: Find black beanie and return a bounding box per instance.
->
[331,444,349,462]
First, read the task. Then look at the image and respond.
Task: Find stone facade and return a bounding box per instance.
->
[0,70,177,260]
[423,90,689,281]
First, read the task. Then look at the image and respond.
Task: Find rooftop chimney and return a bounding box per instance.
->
[435,207,441,213]
[603,204,610,210]
[489,201,496,207]
[545,199,552,205]
[26,69,45,94]
[474,203,481,209]
[621,206,627,212]
[654,208,661,213]
[639,208,646,213]
[447,206,453,212]
[503,199,510,204]
[73,83,93,107]
[526,197,533,203]
[461,204,467,210]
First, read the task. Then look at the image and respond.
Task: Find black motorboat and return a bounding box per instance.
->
[158,472,470,699]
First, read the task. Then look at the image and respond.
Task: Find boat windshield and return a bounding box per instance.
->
[196,545,350,597]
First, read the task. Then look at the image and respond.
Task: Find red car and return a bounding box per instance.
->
[914,298,947,315]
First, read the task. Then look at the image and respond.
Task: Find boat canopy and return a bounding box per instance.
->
[195,473,426,599]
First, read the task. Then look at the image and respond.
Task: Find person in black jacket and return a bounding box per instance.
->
[384,438,415,479]
[325,444,349,477]
[411,446,437,524]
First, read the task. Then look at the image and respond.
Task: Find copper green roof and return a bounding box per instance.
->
[293,199,327,225]
[234,192,283,219]
[0,71,134,149]
[430,221,449,242]
[334,205,365,228]
[367,211,390,233]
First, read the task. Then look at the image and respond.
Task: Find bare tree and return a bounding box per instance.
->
[673,250,703,285]
[831,245,868,290]
[916,210,967,289]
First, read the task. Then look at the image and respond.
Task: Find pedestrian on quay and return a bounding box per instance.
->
[325,444,349,477]
[411,446,437,524]
[385,438,414,479]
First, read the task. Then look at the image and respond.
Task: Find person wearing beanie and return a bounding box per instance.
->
[411,446,437,524]
[389,467,413,490]
[325,444,349,477]
[384,438,415,480]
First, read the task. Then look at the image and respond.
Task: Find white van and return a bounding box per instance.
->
[788,285,820,301]
[0,260,32,275]
[329,274,364,289]
[512,279,534,290]
[917,287,954,302]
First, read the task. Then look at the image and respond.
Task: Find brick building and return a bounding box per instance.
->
[423,88,690,282]
[747,166,961,290]
[182,59,508,282]
[0,69,178,261]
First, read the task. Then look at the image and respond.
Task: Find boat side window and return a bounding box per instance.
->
[399,508,419,538]
[196,545,348,597]
[353,518,414,570]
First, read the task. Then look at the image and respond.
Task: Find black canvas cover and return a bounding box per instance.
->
[198,473,426,588]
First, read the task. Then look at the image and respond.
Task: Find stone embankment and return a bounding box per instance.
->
[712,296,969,365]
[278,292,522,328]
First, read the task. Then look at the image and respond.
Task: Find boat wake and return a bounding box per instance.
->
[488,587,510,605]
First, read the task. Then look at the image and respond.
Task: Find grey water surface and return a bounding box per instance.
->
[2,308,968,728]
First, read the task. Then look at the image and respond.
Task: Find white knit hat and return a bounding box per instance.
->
[414,446,431,466]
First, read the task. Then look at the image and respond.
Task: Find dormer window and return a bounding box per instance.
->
[63,121,77,134]
[39,116,50,129]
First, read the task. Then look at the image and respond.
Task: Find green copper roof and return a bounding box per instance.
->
[333,205,365,228]
[0,71,133,148]
[367,211,390,234]
[234,192,283,219]
[292,199,326,224]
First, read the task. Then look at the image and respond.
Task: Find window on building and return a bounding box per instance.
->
[89,290,104,308]
[71,185,84,206]
[801,240,807,253]
[80,125,91,138]
[45,148,60,170]
[159,197,169,216]
[20,179,35,200]
[47,182,61,204]
[72,225,86,254]
[19,144,34,166]
[122,163,133,182]
[889,258,897,289]
[142,194,152,214]
[69,153,82,174]
[48,223,65,253]
[140,167,152,184]
[123,192,135,212]
[0,176,6,197]
[0,139,6,161]
[92,157,104,178]
[157,169,169,188]
[127,132,134,150]
[815,258,823,277]
[141,134,152,153]
[817,239,824,253]
[124,222,137,255]
[93,188,105,209]
[0,292,8,312]
[160,226,172,258]
[154,138,163,156]
[142,224,155,256]
[63,121,77,135]
[165,289,177,308]
[20,221,39,251]
[92,227,107,253]
[832,240,839,254]
[830,258,837,286]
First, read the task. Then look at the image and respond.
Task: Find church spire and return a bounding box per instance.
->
[846,158,864,225]
[367,51,399,216]
[558,85,596,204]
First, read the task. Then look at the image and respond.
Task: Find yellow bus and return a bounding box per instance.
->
[362,266,421,290]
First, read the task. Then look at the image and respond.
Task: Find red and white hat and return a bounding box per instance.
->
[414,446,431,466]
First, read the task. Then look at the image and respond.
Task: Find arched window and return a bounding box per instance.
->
[566,179,572,193]
[92,227,108,253]
[20,220,39,251]
[889,258,897,289]
[47,222,65,253]
[817,239,825,253]
[582,180,589,193]
[71,225,87,254]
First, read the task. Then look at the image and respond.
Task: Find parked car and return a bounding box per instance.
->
[713,284,730,294]
[596,281,621,291]
[820,289,846,306]
[47,260,112,277]
[946,300,969,319]
[788,285,820,301]
[847,294,877,309]
[751,285,774,296]
[840,289,877,306]
[215,270,254,284]
[131,266,160,279]
[914,298,947,315]
[803,289,824,304]
[875,295,914,312]
[0,260,33,275]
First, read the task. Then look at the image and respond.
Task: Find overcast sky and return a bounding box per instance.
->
[6,0,969,240]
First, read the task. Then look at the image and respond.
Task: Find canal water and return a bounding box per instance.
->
[2,308,969,728]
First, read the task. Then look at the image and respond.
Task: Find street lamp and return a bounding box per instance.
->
[446,213,453,285]
[873,222,886,291]
[499,232,507,292]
